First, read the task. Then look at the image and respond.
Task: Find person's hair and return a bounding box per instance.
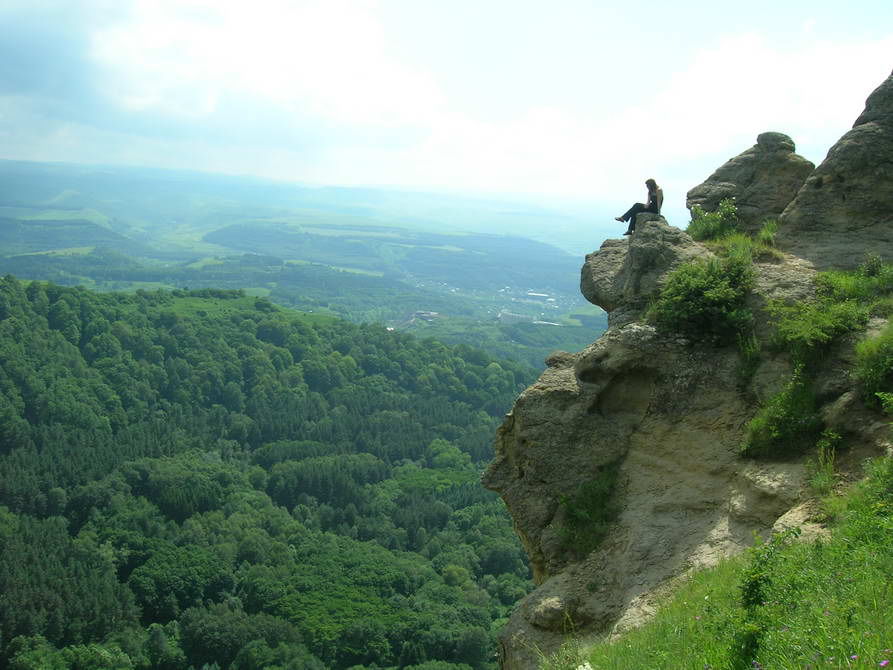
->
[645,178,658,191]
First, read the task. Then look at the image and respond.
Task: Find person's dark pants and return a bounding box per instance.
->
[620,203,657,232]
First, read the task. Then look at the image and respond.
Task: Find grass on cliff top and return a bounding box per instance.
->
[686,199,739,242]
[541,453,893,670]
[648,203,782,345]
[646,248,753,344]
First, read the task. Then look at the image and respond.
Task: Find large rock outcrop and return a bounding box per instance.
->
[485,74,893,668]
[686,132,814,233]
[580,216,713,327]
[776,69,893,269]
[484,246,821,669]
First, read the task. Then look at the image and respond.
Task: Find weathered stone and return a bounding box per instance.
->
[580,217,712,326]
[686,131,814,233]
[525,593,580,630]
[776,70,893,269]
[488,74,893,670]
[489,253,880,668]
[484,310,812,667]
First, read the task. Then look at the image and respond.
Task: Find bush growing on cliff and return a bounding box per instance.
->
[770,298,870,364]
[740,366,822,458]
[686,198,738,241]
[855,320,893,406]
[648,253,753,343]
[768,255,893,368]
[558,460,622,556]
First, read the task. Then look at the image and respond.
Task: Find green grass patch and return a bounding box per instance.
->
[544,455,893,670]
[22,207,111,227]
[756,219,778,248]
[707,229,782,263]
[816,265,893,307]
[327,265,386,276]
[686,198,738,241]
[855,320,893,407]
[736,331,761,388]
[242,287,272,297]
[166,293,274,319]
[806,430,840,495]
[13,246,95,257]
[741,366,822,458]
[185,256,225,269]
[301,226,403,239]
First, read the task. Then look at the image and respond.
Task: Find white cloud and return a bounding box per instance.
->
[362,31,893,207]
[5,0,891,213]
[91,0,445,128]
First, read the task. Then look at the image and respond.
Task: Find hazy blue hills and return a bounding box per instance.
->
[0,160,607,367]
[0,159,602,251]
[0,217,150,256]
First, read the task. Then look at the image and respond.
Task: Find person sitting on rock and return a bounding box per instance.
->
[615,178,663,235]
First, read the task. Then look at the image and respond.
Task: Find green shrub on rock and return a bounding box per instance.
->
[686,198,739,241]
[559,460,621,556]
[741,367,822,458]
[855,320,893,406]
[770,298,870,364]
[648,253,753,343]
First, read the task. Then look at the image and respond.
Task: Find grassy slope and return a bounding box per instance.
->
[543,454,893,670]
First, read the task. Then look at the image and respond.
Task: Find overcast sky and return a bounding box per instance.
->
[1,0,891,225]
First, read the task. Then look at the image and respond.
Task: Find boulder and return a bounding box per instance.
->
[776,69,893,269]
[686,132,814,233]
[580,217,712,326]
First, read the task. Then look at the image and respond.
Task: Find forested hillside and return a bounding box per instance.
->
[0,276,535,670]
[0,160,607,371]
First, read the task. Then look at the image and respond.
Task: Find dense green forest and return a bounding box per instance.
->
[0,276,538,670]
[0,244,604,370]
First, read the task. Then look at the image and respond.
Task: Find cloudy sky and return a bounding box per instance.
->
[1,0,891,224]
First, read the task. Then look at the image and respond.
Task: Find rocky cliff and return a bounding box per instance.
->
[776,69,893,269]
[686,131,814,234]
[484,70,893,669]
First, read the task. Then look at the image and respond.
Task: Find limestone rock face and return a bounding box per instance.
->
[580,217,712,326]
[776,70,893,269]
[485,250,820,669]
[686,132,814,233]
[486,74,893,670]
[486,226,882,669]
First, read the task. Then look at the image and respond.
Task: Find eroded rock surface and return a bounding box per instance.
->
[776,69,893,269]
[486,73,893,670]
[485,251,815,669]
[686,131,814,233]
[580,217,712,326]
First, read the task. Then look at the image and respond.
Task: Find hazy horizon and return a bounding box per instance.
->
[2,1,891,233]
